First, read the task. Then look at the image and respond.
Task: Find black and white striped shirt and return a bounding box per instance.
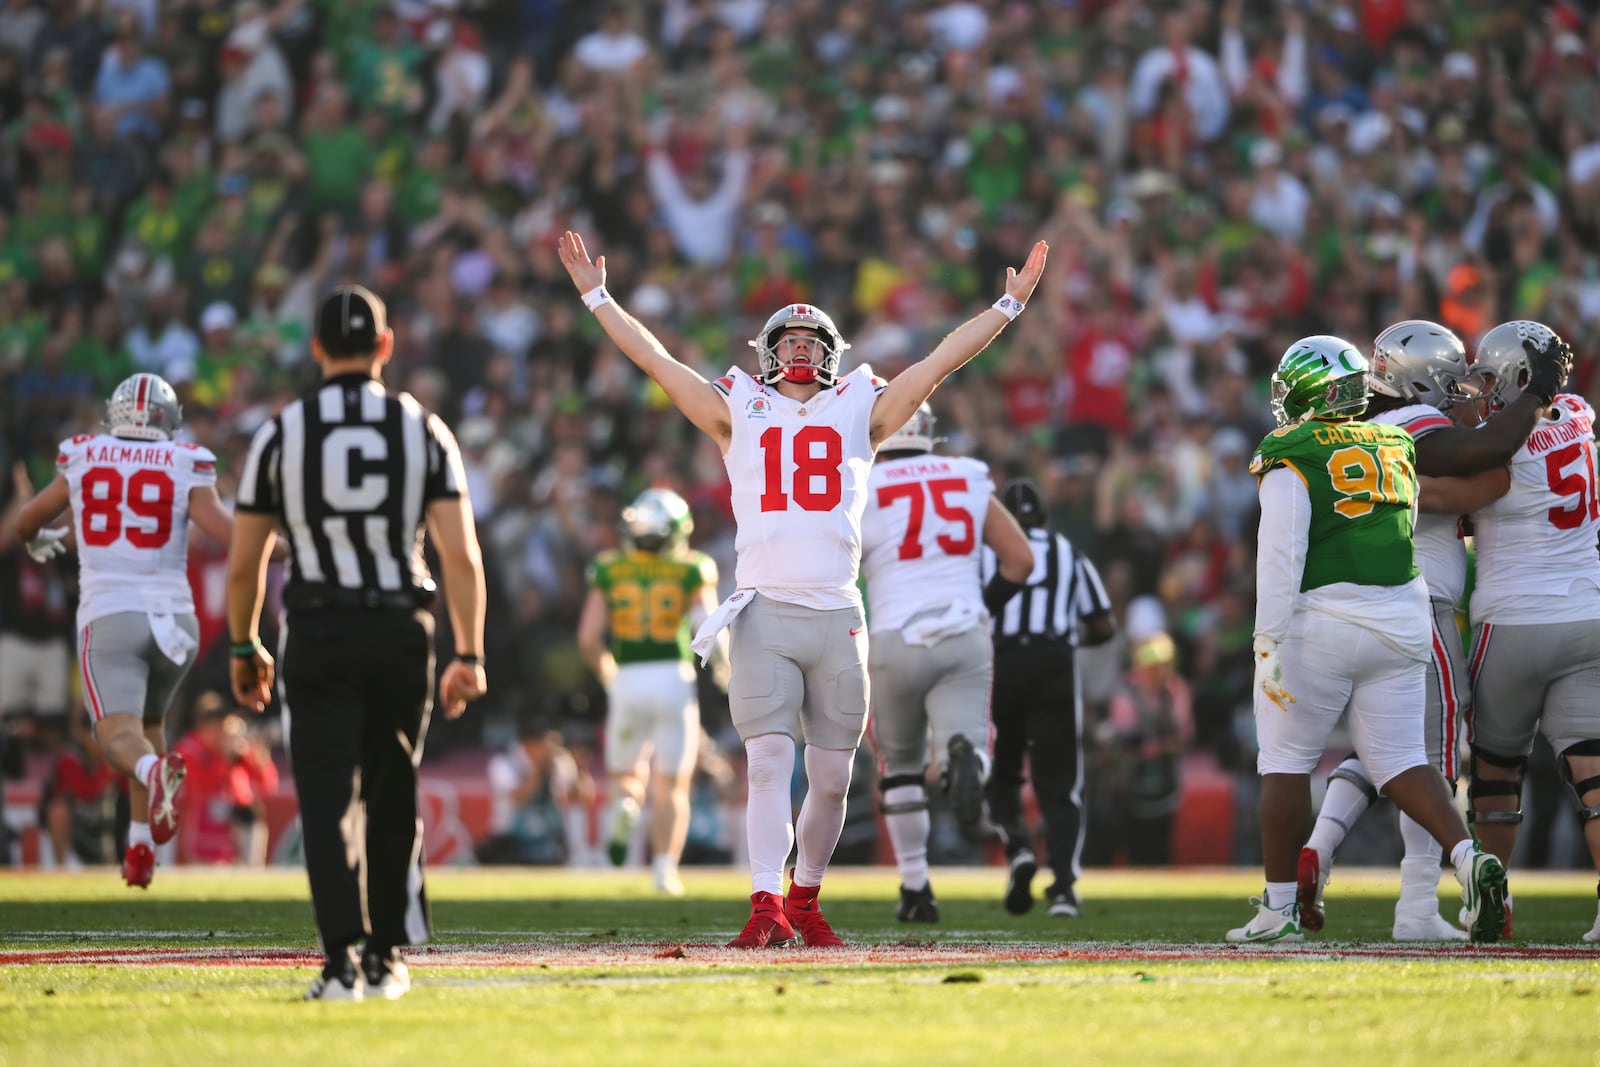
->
[236,373,465,593]
[980,528,1112,646]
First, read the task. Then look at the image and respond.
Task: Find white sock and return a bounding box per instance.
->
[883,785,930,891]
[743,734,796,896]
[1305,761,1373,864]
[134,754,159,790]
[792,745,854,887]
[129,821,153,849]
[652,853,677,878]
[1449,839,1476,871]
[1265,881,1298,910]
[1396,813,1444,914]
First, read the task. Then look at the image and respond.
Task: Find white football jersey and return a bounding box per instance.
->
[1369,403,1467,606]
[58,433,217,628]
[861,453,993,631]
[1471,394,1600,624]
[714,366,882,609]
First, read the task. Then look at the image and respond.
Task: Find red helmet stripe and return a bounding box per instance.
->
[134,375,148,412]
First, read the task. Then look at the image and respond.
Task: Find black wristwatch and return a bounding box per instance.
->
[454,653,483,667]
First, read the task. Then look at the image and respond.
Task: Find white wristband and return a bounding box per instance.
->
[992,294,1024,321]
[581,285,611,312]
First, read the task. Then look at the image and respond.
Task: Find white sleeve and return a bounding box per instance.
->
[1254,466,1310,643]
[1220,26,1249,96]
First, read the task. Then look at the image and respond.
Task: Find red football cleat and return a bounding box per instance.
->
[784,876,844,948]
[1296,847,1327,933]
[123,843,155,889]
[147,752,186,846]
[725,892,798,949]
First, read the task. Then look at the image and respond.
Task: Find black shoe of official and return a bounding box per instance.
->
[362,946,412,1001]
[945,735,987,840]
[305,949,362,1002]
[1047,885,1081,918]
[1004,848,1037,915]
[896,883,940,923]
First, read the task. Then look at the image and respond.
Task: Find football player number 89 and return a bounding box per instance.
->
[759,426,843,512]
[79,467,176,548]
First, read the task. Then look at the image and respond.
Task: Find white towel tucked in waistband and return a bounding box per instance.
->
[148,612,197,666]
[900,601,987,647]
[691,590,755,665]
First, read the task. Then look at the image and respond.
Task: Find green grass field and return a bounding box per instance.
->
[2,866,1598,1067]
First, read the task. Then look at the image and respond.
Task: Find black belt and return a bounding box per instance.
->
[284,581,437,613]
[995,633,1073,650]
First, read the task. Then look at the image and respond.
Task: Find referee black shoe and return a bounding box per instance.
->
[896,883,940,923]
[945,735,987,839]
[362,947,412,1001]
[1004,848,1037,915]
[305,953,363,1002]
[1047,885,1081,919]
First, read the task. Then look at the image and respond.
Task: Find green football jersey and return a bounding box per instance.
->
[1249,419,1419,591]
[587,549,717,664]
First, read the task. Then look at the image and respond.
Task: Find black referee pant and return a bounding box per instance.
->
[282,606,436,964]
[985,639,1083,895]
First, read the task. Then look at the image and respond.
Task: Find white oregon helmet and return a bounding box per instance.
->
[1473,319,1555,410]
[1368,320,1476,411]
[105,372,181,441]
[880,403,937,453]
[748,303,849,387]
[622,488,693,553]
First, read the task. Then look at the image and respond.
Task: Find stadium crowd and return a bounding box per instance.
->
[2,0,1598,872]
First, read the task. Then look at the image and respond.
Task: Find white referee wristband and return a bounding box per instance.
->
[992,294,1024,321]
[581,285,611,312]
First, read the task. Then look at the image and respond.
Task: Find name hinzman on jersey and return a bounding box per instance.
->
[881,460,954,480]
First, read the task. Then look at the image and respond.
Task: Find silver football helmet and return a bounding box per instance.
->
[748,303,849,388]
[622,488,692,554]
[880,403,937,453]
[1473,319,1556,410]
[105,372,181,441]
[1368,320,1478,412]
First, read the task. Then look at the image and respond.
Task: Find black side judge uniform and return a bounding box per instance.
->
[235,290,468,963]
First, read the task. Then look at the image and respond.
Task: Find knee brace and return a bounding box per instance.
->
[879,773,928,815]
[1557,740,1600,824]
[1467,745,1526,826]
[1328,755,1378,803]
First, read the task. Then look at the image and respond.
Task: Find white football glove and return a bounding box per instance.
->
[24,526,68,563]
[1253,634,1296,711]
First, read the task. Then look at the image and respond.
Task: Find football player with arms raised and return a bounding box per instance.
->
[559,230,1046,948]
[1456,320,1600,942]
[1296,320,1572,939]
[1232,336,1506,944]
[858,403,1033,922]
[578,487,723,897]
[15,373,236,888]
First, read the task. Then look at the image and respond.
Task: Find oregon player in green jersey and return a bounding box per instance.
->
[1227,335,1508,945]
[578,489,725,896]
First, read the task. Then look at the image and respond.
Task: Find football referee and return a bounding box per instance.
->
[226,284,488,1002]
[979,478,1113,919]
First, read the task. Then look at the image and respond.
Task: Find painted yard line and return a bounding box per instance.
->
[2,940,1597,968]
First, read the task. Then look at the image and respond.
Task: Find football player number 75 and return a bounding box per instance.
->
[877,479,974,559]
[1545,442,1600,529]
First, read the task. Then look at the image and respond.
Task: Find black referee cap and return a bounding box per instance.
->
[316,284,387,356]
[1001,478,1047,528]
